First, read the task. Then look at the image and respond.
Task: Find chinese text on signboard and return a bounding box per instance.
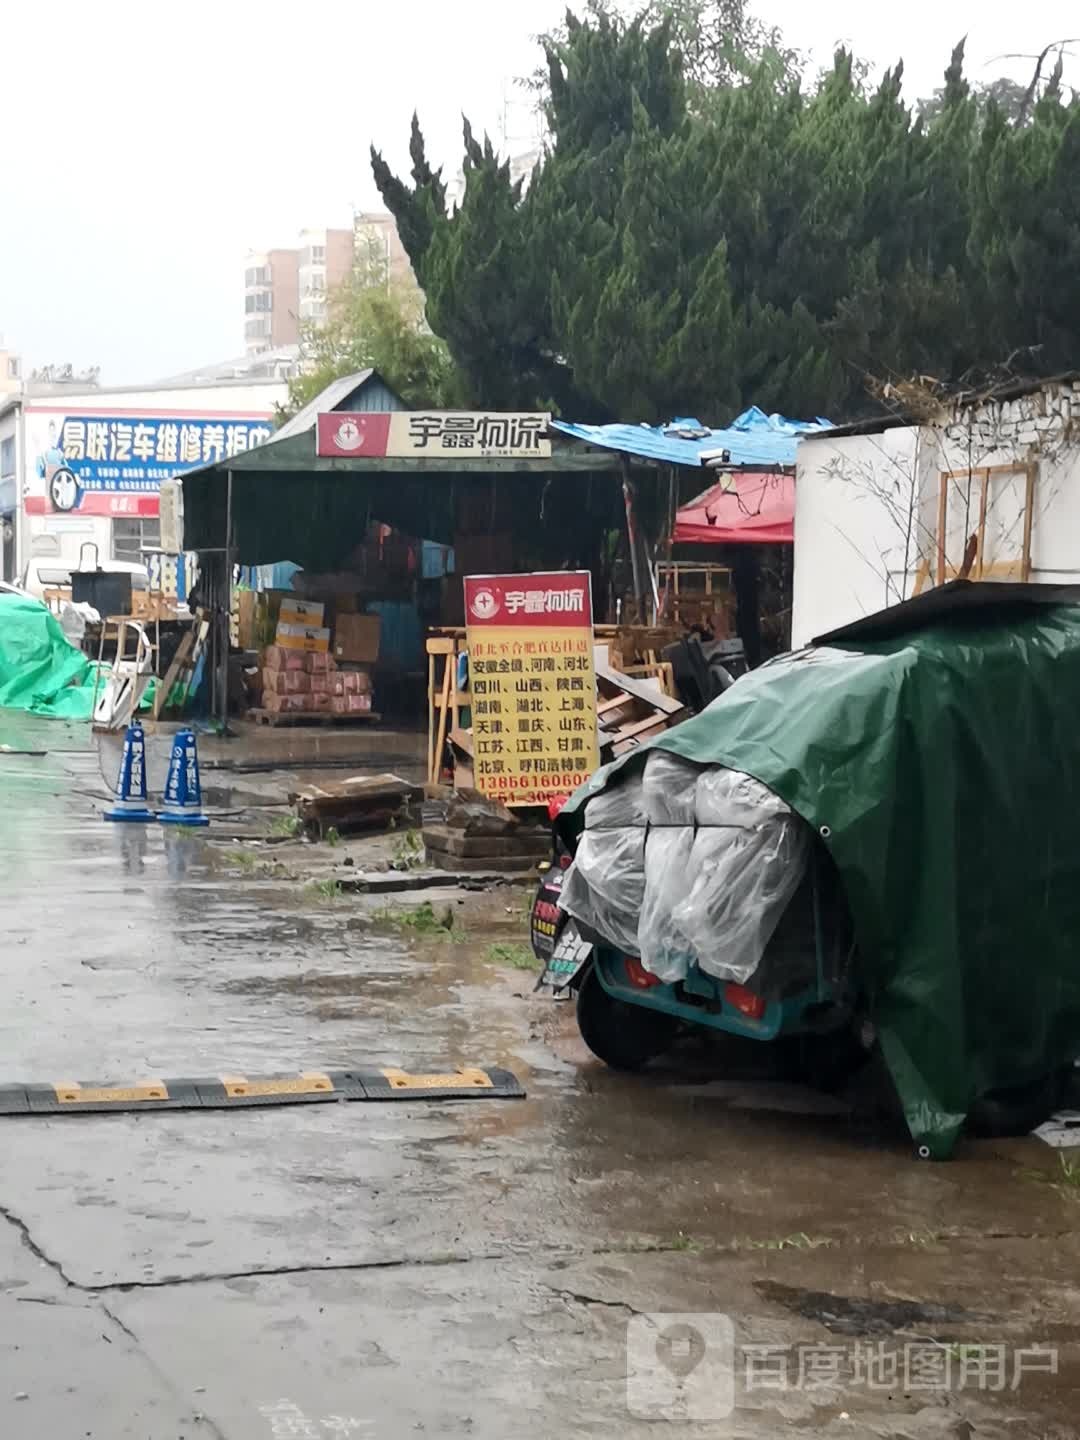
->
[55,415,273,494]
[463,571,599,807]
[317,411,552,460]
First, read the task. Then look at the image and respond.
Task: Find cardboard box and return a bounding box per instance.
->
[331,693,374,714]
[308,672,331,694]
[233,590,258,650]
[332,613,380,664]
[276,622,331,654]
[264,692,310,714]
[308,691,333,712]
[263,669,310,696]
[279,598,325,626]
[263,645,307,672]
[330,670,372,696]
[305,651,336,674]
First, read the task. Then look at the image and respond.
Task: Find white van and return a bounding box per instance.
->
[20,558,151,606]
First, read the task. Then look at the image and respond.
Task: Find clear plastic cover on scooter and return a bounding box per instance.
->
[672,767,809,984]
[558,751,810,985]
[559,827,645,955]
[637,753,701,981]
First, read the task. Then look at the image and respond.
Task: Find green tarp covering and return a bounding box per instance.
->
[562,583,1080,1157]
[0,593,96,718]
[0,593,155,721]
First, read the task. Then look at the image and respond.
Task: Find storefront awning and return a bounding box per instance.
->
[674,472,794,545]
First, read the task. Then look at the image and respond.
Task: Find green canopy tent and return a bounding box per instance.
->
[179,372,627,571]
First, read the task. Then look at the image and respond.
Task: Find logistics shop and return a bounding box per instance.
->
[174,370,816,734]
[0,382,280,594]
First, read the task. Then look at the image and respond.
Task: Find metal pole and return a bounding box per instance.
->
[221,469,233,732]
[621,456,644,623]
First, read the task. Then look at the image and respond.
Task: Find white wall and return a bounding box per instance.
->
[792,426,920,646]
[792,378,1080,646]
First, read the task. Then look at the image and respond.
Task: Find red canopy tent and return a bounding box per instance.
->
[673,471,794,545]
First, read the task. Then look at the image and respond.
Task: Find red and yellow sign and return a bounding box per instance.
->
[464,571,599,807]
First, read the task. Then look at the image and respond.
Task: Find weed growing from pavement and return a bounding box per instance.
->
[269,814,302,838]
[1016,1153,1080,1196]
[669,1231,702,1252]
[325,826,342,847]
[306,878,343,900]
[390,830,426,870]
[372,901,466,940]
[487,942,536,970]
[222,848,261,871]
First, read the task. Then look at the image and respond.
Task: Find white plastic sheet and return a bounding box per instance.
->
[559,827,644,954]
[560,751,810,987]
[673,767,809,984]
[637,752,700,980]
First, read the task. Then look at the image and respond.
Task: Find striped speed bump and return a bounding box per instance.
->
[0,1066,524,1115]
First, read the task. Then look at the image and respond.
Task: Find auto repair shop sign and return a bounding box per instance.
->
[25,410,274,517]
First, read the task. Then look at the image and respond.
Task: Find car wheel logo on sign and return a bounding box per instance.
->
[469,588,499,621]
[50,467,79,512]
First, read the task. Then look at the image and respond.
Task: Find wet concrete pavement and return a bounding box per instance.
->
[2,717,1079,1438]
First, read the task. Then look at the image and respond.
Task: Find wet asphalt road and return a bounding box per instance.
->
[1,716,1080,1439]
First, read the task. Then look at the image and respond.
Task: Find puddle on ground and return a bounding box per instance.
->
[754,1279,993,1335]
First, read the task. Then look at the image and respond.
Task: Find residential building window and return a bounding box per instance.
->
[113,518,161,563]
[7,357,18,379]
[0,437,14,478]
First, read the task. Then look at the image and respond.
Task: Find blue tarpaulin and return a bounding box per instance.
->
[552,407,830,470]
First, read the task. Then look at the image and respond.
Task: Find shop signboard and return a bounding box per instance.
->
[23,408,274,518]
[463,570,599,807]
[317,410,551,461]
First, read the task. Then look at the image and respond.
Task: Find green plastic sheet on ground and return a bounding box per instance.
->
[561,583,1080,1158]
[0,594,155,721]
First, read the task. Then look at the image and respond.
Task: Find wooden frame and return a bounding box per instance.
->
[936,463,1037,585]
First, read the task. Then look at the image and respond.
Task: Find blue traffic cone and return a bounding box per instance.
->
[157,729,209,826]
[103,721,155,823]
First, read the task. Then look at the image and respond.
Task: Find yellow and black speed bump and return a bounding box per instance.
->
[0,1067,524,1116]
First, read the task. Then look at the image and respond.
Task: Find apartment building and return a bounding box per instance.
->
[244,215,418,354]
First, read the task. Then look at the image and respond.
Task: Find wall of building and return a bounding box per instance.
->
[0,341,21,399]
[792,426,920,646]
[791,379,1080,646]
[246,215,415,354]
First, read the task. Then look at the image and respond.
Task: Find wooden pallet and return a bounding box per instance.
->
[247,708,382,728]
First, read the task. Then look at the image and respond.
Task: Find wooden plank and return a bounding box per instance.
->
[936,472,949,586]
[1021,462,1037,582]
[975,467,990,580]
[431,660,452,784]
[153,631,194,720]
[595,659,684,716]
[597,694,632,717]
[449,727,474,757]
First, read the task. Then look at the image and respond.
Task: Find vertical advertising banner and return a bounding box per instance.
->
[463,571,599,807]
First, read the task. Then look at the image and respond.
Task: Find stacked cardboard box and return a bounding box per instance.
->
[261,648,336,714]
[260,598,376,717]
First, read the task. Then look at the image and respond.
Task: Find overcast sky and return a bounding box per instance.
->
[2,0,1076,385]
